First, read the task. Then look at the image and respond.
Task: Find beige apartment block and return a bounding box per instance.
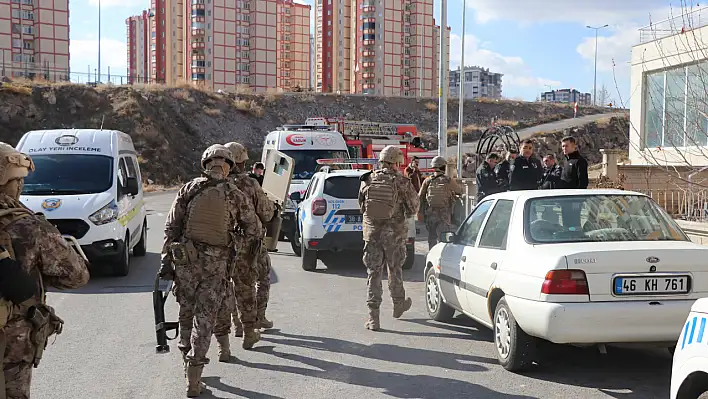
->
[0,0,69,81]
[315,0,448,97]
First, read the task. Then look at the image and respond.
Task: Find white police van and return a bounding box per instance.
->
[672,298,708,399]
[289,159,416,271]
[16,129,147,276]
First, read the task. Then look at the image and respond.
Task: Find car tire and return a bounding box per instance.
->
[403,244,415,270]
[301,236,317,271]
[425,266,454,322]
[291,227,302,257]
[113,232,131,277]
[133,220,147,257]
[668,345,676,356]
[493,297,535,372]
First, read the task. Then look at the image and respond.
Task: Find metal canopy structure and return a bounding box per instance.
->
[474,125,521,164]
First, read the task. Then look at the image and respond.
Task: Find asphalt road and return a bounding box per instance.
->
[32,190,671,399]
[446,111,628,156]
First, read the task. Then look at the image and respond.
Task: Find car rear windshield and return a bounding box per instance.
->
[23,154,114,195]
[526,194,690,243]
[323,176,360,199]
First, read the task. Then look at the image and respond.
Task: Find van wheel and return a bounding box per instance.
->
[133,220,147,257]
[113,233,131,277]
[494,297,535,372]
[301,236,317,271]
[403,244,415,270]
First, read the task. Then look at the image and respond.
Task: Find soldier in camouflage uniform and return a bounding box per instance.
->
[359,145,420,331]
[212,142,274,361]
[0,143,90,399]
[159,144,261,397]
[419,156,462,249]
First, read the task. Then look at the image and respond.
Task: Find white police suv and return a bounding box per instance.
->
[289,162,416,271]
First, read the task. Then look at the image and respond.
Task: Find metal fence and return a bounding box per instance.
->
[637,188,708,222]
[0,63,165,86]
[639,6,708,44]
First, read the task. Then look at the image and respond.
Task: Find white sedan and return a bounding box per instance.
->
[424,189,708,372]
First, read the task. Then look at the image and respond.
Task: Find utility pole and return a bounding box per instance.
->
[418,24,423,99]
[98,0,102,83]
[456,0,466,176]
[587,24,608,106]
[437,0,448,158]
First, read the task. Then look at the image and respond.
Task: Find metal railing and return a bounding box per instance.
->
[638,6,708,44]
[635,188,708,222]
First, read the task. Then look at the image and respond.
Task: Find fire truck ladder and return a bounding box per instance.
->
[341,121,415,141]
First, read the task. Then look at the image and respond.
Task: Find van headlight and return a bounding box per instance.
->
[89,200,119,225]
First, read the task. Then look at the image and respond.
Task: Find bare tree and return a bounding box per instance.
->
[597,84,610,107]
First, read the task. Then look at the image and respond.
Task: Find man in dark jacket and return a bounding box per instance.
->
[560,136,589,189]
[509,139,543,191]
[249,162,265,186]
[494,149,517,191]
[540,154,563,189]
[476,153,502,201]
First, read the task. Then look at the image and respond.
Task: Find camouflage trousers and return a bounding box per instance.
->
[4,361,32,399]
[425,208,453,249]
[214,251,259,333]
[363,239,406,311]
[175,255,229,366]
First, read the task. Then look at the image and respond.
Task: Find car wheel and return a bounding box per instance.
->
[403,244,415,270]
[494,297,535,372]
[291,226,302,256]
[113,232,131,277]
[133,220,147,257]
[425,266,454,321]
[668,345,676,356]
[301,236,317,271]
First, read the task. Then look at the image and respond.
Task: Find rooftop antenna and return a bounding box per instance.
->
[100,115,105,130]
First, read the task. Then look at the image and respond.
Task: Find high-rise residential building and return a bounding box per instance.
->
[309,33,315,90]
[128,0,310,92]
[315,0,449,97]
[540,88,591,105]
[0,0,70,81]
[449,66,503,100]
[126,11,154,84]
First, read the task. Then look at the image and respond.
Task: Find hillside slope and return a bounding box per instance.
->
[0,82,613,184]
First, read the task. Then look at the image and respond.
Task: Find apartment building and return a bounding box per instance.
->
[126,11,154,83]
[449,66,503,99]
[129,0,310,92]
[0,0,70,81]
[540,88,591,105]
[315,0,449,97]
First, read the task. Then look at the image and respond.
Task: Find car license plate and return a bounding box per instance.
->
[613,275,691,295]
[345,215,362,224]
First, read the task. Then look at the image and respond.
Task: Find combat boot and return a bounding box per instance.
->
[393,297,413,319]
[257,314,274,330]
[242,328,261,349]
[365,308,380,331]
[186,364,204,397]
[216,335,231,362]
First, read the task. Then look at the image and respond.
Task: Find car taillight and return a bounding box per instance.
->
[312,197,327,216]
[541,269,589,295]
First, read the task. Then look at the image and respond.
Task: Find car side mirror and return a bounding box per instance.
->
[440,231,456,243]
[125,177,140,196]
[289,191,301,202]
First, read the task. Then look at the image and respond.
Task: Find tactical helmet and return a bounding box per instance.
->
[378,145,404,164]
[224,142,249,164]
[0,143,34,186]
[431,156,447,169]
[201,144,235,170]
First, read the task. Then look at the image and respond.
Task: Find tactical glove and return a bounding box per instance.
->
[158,255,175,280]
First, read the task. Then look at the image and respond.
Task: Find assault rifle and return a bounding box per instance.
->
[152,272,178,353]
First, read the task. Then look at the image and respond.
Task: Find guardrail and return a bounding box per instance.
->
[636,189,708,222]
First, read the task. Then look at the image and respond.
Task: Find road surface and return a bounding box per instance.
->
[446,111,628,157]
[32,190,670,399]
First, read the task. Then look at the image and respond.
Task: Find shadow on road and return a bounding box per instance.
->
[201,376,285,399]
[312,250,426,283]
[264,329,494,371]
[402,316,494,342]
[235,345,537,399]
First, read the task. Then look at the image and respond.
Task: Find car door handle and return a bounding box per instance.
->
[461,256,466,261]
[490,262,498,270]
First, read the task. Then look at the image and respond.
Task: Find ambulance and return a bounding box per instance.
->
[16,129,147,277]
[261,124,350,242]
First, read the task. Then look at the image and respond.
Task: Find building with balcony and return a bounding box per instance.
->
[315,0,449,97]
[449,65,503,99]
[126,11,154,84]
[0,0,70,81]
[127,0,310,92]
[540,88,591,105]
[629,6,708,166]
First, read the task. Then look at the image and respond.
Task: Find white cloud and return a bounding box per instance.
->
[86,0,145,7]
[576,25,638,77]
[70,38,127,79]
[449,33,561,91]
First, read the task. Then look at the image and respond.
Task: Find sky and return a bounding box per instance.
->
[68,0,699,104]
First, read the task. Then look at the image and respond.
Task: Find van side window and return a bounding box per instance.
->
[125,156,138,179]
[118,158,128,187]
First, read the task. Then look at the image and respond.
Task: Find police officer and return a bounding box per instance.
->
[508,139,543,191]
[160,145,261,397]
[419,156,462,249]
[560,136,589,189]
[476,153,502,201]
[494,149,518,191]
[249,162,265,186]
[540,154,563,190]
[359,146,420,331]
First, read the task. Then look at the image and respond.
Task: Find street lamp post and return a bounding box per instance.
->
[437,0,448,158]
[587,24,608,106]
[456,0,466,177]
[98,0,101,83]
